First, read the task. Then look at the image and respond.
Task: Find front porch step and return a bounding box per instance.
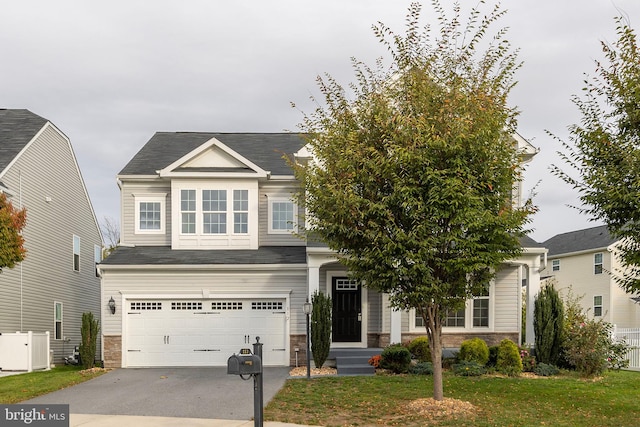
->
[329,348,382,376]
[337,363,375,376]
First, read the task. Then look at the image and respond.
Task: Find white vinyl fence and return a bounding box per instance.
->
[0,331,51,372]
[612,326,640,371]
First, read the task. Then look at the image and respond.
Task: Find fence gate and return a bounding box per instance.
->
[612,327,640,371]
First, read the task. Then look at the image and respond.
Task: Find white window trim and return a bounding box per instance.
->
[73,235,80,272]
[54,301,63,340]
[552,259,560,271]
[594,252,603,275]
[409,288,493,331]
[268,196,297,234]
[593,295,603,317]
[134,193,167,234]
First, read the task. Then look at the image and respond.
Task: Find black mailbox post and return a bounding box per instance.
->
[227,337,264,427]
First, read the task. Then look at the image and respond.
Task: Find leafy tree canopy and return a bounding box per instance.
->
[292,1,533,399]
[0,192,27,271]
[552,17,640,295]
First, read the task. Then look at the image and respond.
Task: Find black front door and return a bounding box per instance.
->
[332,277,361,342]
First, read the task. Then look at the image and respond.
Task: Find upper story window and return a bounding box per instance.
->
[552,259,560,271]
[179,188,251,236]
[181,189,196,234]
[269,198,296,233]
[594,253,603,274]
[94,244,102,277]
[234,190,249,234]
[73,235,80,272]
[134,194,166,234]
[593,295,603,317]
[203,190,227,234]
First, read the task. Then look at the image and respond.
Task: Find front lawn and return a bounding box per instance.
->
[0,366,107,404]
[265,370,640,426]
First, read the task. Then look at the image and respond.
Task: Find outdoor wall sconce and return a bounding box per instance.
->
[108,296,116,315]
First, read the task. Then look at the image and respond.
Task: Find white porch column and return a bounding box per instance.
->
[390,307,402,344]
[308,266,320,301]
[525,257,542,346]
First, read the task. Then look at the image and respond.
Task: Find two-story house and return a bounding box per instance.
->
[99,131,545,368]
[0,109,103,364]
[541,225,640,328]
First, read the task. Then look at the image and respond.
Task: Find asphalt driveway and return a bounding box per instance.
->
[25,367,291,420]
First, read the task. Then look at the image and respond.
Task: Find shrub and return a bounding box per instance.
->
[453,360,486,376]
[519,347,536,372]
[368,355,381,368]
[534,362,559,377]
[496,339,523,376]
[407,336,431,362]
[534,281,564,365]
[563,318,629,377]
[409,361,434,375]
[310,291,332,368]
[79,312,99,370]
[380,344,412,374]
[560,288,629,376]
[458,338,489,365]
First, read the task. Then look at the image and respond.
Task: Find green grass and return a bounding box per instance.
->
[0,366,106,404]
[265,370,640,426]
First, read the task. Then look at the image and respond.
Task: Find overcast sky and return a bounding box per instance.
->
[2,0,639,243]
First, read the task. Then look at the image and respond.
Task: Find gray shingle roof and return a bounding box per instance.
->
[119,132,306,176]
[0,109,48,173]
[543,225,617,256]
[520,235,543,248]
[101,245,307,265]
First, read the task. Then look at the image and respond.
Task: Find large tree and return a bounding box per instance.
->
[0,192,27,271]
[292,1,533,400]
[552,17,640,295]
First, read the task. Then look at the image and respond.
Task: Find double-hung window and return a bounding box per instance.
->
[593,295,603,317]
[181,189,196,234]
[552,259,560,271]
[54,302,63,340]
[134,194,166,234]
[269,198,296,233]
[444,308,465,327]
[594,253,603,274]
[73,235,80,272]
[473,293,490,327]
[233,190,248,234]
[203,190,227,234]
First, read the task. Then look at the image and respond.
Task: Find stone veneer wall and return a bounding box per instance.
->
[103,335,122,368]
[289,334,309,367]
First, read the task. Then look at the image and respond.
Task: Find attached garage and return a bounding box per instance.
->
[124,297,288,367]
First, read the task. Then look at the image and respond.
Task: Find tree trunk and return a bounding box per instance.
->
[424,303,444,401]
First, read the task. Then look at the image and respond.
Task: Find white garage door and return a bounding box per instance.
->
[126,298,287,367]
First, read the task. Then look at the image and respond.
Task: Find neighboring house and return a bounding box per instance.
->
[99,131,545,368]
[0,109,103,364]
[541,225,640,328]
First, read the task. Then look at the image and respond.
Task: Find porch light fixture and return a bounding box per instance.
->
[108,296,116,315]
[303,300,313,379]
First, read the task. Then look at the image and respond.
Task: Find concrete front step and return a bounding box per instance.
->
[337,363,375,376]
[329,348,382,376]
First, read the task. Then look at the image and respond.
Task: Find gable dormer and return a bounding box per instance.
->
[165,138,268,250]
[158,138,270,179]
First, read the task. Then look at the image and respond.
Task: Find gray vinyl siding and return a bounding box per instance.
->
[258,186,305,246]
[120,181,171,246]
[0,124,102,363]
[101,267,308,335]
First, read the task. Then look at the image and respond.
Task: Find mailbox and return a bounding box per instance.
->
[227,350,262,375]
